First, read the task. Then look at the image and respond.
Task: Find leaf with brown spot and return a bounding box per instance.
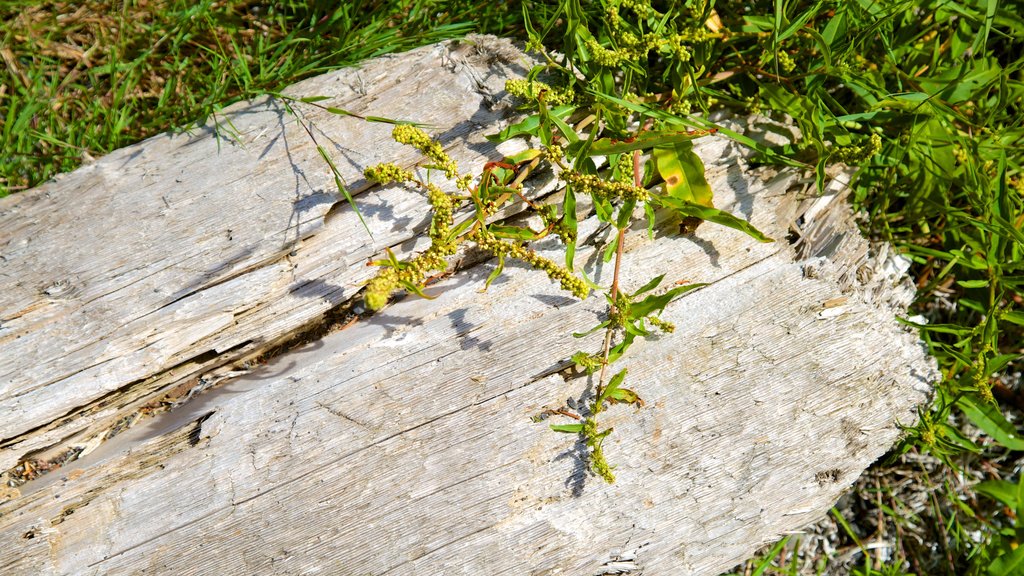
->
[653,141,713,208]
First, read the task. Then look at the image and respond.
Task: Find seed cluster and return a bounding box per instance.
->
[393,124,460,180]
[591,0,705,67]
[470,228,589,300]
[539,203,577,245]
[362,127,468,311]
[364,162,413,185]
[505,79,575,106]
[614,153,634,183]
[647,315,675,333]
[830,133,883,163]
[363,248,449,312]
[560,169,649,203]
[572,351,604,374]
[583,418,615,483]
[425,183,456,250]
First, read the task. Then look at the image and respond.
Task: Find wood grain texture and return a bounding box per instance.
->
[0,36,535,471]
[0,37,935,575]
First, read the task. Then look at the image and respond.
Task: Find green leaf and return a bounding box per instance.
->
[606,331,637,364]
[573,320,611,338]
[569,129,718,157]
[802,26,832,70]
[975,480,1018,508]
[550,423,584,433]
[957,279,990,288]
[603,234,619,263]
[1017,470,1024,536]
[316,145,370,237]
[988,544,1024,576]
[505,148,543,165]
[655,195,773,242]
[299,95,332,103]
[399,280,437,301]
[654,141,713,208]
[487,106,575,142]
[364,115,428,126]
[623,318,652,337]
[631,274,666,297]
[548,110,579,144]
[484,254,505,290]
[988,353,1020,376]
[563,184,578,269]
[615,199,636,230]
[898,317,975,335]
[598,369,628,405]
[489,224,543,241]
[606,386,642,405]
[1002,311,1024,326]
[630,283,704,318]
[958,395,1024,451]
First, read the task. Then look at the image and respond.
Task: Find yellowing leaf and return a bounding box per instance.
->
[654,142,713,208]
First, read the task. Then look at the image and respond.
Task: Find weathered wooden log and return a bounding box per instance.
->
[0,36,935,575]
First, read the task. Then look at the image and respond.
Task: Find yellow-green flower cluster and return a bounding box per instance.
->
[584,38,636,67]
[832,59,853,77]
[539,204,576,245]
[425,183,456,249]
[560,169,649,203]
[543,145,565,163]
[830,133,883,164]
[776,50,796,73]
[1011,176,1024,196]
[662,34,693,62]
[364,162,413,185]
[572,351,604,374]
[584,418,615,483]
[504,79,575,106]
[621,0,654,19]
[471,228,589,300]
[392,124,459,180]
[364,247,449,311]
[647,315,675,333]
[667,98,693,115]
[614,153,634,183]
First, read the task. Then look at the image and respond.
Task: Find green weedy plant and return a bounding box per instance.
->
[359,0,776,483]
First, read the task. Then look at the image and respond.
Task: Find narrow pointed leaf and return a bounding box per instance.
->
[656,195,773,242]
[399,280,438,301]
[598,369,628,405]
[958,394,1024,450]
[631,274,666,297]
[631,282,707,317]
[606,387,643,406]
[316,145,370,237]
[569,129,718,157]
[484,254,505,290]
[488,106,576,142]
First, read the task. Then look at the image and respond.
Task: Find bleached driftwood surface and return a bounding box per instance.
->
[0,37,935,575]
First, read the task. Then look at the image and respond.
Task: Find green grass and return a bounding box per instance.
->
[3,0,1023,574]
[0,0,524,195]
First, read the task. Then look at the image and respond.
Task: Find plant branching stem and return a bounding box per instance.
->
[595,146,644,399]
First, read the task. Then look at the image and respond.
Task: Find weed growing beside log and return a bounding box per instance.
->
[355,2,782,482]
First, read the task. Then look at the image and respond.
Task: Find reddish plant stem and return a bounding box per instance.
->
[595,144,645,394]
